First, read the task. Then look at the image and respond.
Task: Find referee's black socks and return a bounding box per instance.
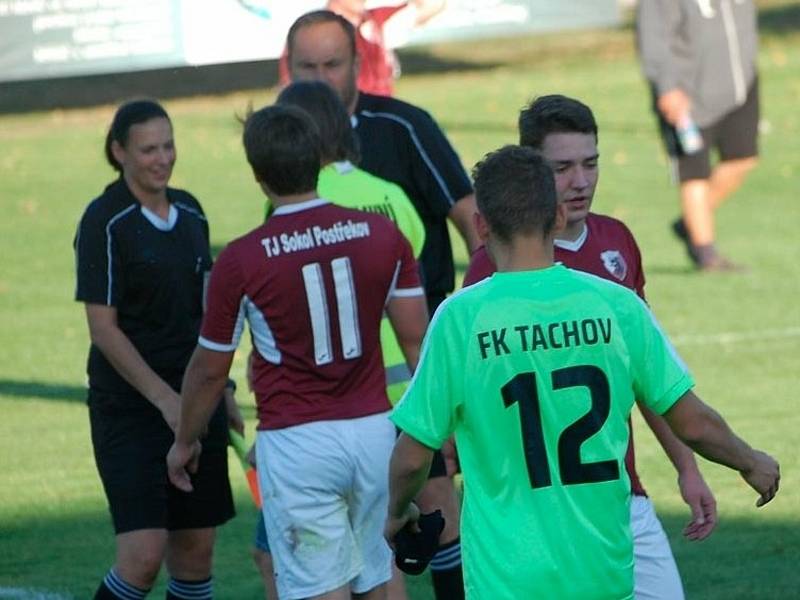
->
[430,537,464,600]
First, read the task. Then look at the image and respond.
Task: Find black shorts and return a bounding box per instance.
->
[655,78,759,182]
[88,390,235,535]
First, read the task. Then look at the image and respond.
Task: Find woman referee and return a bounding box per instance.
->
[74,100,239,600]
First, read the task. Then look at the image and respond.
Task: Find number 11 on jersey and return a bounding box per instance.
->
[302,257,363,365]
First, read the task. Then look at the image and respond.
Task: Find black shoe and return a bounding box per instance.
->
[698,254,746,273]
[671,218,699,265]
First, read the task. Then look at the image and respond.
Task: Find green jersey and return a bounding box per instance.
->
[391,265,693,599]
[267,161,425,403]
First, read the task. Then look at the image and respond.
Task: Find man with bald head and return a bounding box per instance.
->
[284,10,477,599]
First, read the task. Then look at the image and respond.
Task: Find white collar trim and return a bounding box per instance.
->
[554,223,588,252]
[332,160,355,174]
[272,198,329,215]
[140,204,177,231]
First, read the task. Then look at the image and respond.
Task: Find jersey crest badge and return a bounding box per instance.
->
[600,250,627,281]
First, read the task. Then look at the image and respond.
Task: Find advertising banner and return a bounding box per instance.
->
[0,0,619,83]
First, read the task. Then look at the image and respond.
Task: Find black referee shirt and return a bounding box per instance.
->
[354,93,473,305]
[74,178,212,398]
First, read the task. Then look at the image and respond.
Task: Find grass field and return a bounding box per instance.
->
[1,3,799,598]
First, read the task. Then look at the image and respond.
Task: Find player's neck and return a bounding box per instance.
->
[125,177,169,217]
[269,190,319,208]
[489,236,555,273]
[558,220,586,242]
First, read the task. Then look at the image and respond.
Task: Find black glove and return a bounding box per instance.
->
[393,509,445,575]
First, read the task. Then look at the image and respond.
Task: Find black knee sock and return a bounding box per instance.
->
[166,576,212,600]
[430,538,464,600]
[94,569,149,599]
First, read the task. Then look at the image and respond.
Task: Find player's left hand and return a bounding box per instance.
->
[167,440,202,492]
[678,470,717,541]
[385,502,421,548]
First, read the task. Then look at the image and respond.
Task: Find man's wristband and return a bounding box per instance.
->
[225,378,237,392]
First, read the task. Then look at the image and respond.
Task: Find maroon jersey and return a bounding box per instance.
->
[200,199,423,430]
[463,213,648,496]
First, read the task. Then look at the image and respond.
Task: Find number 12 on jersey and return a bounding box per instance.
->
[302,257,362,366]
[501,365,620,489]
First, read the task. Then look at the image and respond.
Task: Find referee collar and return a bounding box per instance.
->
[271,198,329,215]
[140,203,178,231]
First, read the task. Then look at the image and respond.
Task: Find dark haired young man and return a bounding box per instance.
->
[464,95,716,600]
[284,11,478,597]
[167,105,428,600]
[387,144,779,599]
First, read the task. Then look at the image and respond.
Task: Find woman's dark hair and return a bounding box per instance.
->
[276,80,360,164]
[105,99,170,172]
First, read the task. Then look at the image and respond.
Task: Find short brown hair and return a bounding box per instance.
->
[472,145,557,242]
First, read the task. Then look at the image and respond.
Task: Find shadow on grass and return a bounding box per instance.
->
[0,379,85,403]
[0,507,796,599]
[0,498,264,599]
[643,263,698,276]
[759,3,800,35]
[657,511,799,599]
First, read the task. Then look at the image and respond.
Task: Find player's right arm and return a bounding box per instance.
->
[663,391,779,507]
[84,304,182,429]
[386,432,432,541]
[386,296,428,372]
[168,245,245,492]
[626,292,779,507]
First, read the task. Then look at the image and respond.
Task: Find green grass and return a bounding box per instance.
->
[2,5,799,598]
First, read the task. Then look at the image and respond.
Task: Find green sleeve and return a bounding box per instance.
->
[629,297,694,414]
[390,305,462,448]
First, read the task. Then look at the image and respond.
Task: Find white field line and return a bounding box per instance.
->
[670,326,800,347]
[0,589,73,600]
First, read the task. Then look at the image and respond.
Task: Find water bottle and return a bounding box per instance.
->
[676,114,704,155]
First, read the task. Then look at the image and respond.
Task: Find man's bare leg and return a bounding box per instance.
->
[353,582,388,600]
[707,157,758,210]
[386,564,408,600]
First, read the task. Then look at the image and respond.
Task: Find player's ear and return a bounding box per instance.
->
[474,210,490,243]
[553,201,568,234]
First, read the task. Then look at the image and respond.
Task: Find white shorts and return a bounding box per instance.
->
[631,495,685,600]
[256,412,394,600]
